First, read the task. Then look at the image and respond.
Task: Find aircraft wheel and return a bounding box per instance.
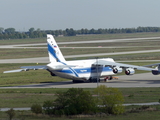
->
[92,78,100,82]
[109,76,113,80]
[72,80,84,83]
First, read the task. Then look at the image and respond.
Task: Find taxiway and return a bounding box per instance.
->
[0,73,159,89]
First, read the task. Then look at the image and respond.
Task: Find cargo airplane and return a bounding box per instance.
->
[3,34,160,83]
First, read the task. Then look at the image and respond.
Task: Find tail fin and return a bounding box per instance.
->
[47,34,66,63]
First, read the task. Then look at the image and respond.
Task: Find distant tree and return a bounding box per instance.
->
[37,28,41,31]
[94,85,125,115]
[97,28,103,34]
[31,103,42,114]
[65,28,76,36]
[84,28,89,34]
[1,26,160,40]
[6,108,15,120]
[29,27,35,33]
[4,28,15,33]
[51,88,96,115]
[0,27,4,33]
[80,28,85,34]
[43,100,54,115]
[89,28,95,34]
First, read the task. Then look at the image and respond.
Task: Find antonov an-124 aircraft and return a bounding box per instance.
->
[3,34,160,83]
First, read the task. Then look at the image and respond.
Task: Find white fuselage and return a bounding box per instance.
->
[47,58,115,81]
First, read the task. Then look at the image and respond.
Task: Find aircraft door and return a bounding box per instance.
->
[89,64,103,82]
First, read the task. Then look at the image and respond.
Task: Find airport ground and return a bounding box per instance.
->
[0,33,160,119]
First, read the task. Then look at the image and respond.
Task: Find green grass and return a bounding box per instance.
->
[66,52,160,62]
[0,37,46,45]
[0,33,160,119]
[1,32,160,44]
[55,32,160,41]
[94,52,160,61]
[0,48,48,59]
[121,87,160,103]
[0,87,159,108]
[0,46,160,60]
[0,87,159,119]
[58,40,160,47]
[1,110,160,120]
[106,111,160,120]
[0,33,160,59]
[0,63,69,86]
[0,70,68,86]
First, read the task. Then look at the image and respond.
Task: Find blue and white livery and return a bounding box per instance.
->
[46,35,114,82]
[4,34,160,83]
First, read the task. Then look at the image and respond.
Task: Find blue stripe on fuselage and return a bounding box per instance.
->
[47,43,79,77]
[55,66,112,75]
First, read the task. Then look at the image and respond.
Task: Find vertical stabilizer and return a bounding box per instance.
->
[47,34,66,63]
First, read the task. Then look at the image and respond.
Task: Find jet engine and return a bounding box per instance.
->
[152,65,160,75]
[112,67,123,74]
[125,68,135,75]
[152,70,160,75]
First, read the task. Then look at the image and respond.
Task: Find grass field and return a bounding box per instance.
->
[1,47,160,59]
[0,33,160,85]
[0,32,160,60]
[1,32,160,45]
[0,33,160,119]
[1,110,160,120]
[0,87,160,119]
[0,32,160,86]
[0,63,69,86]
[0,87,159,108]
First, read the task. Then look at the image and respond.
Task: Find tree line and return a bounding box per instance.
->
[31,85,124,116]
[0,26,160,39]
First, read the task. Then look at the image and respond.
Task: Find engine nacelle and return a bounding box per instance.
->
[152,70,160,75]
[112,67,123,74]
[125,68,135,75]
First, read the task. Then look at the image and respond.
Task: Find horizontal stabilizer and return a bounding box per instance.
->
[3,69,25,73]
[21,65,47,70]
[3,65,47,73]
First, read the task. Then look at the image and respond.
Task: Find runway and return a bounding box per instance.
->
[0,73,159,89]
[0,36,160,49]
[0,49,160,63]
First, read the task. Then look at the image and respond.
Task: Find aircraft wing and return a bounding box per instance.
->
[3,64,76,73]
[3,65,47,73]
[96,60,159,75]
[98,60,153,71]
[143,63,160,67]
